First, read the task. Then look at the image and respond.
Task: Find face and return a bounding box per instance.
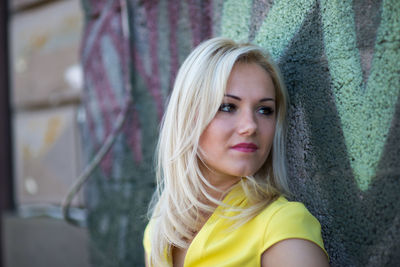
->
[198,62,276,190]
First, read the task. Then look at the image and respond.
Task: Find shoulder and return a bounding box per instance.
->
[257,196,319,228]
[261,238,330,267]
[257,196,327,257]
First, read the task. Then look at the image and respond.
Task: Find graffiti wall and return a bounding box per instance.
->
[80,0,400,266]
[221,0,400,266]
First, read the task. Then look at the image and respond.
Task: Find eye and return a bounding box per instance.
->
[258,106,274,116]
[219,103,237,113]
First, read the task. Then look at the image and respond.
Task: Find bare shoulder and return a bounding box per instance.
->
[261,238,329,267]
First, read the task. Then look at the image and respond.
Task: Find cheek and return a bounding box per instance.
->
[199,126,216,156]
[260,122,276,150]
[199,120,230,154]
[261,118,276,134]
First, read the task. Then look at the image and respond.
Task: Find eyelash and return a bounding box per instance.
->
[218,103,274,116]
[219,103,236,112]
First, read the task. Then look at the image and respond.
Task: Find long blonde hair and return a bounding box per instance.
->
[147,37,289,266]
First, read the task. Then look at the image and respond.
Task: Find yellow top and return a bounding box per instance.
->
[144,185,327,267]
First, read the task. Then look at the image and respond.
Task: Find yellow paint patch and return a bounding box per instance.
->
[30,34,48,49]
[44,117,62,147]
[23,145,32,160]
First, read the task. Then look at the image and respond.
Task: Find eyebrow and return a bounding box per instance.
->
[224,94,275,102]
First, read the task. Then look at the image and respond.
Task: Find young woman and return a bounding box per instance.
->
[143,37,329,267]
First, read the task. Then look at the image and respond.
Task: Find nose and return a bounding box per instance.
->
[237,109,257,136]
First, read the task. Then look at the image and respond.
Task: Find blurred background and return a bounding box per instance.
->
[1,0,400,267]
[1,0,88,266]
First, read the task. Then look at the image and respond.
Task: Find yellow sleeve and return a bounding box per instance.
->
[261,201,327,256]
[143,222,151,257]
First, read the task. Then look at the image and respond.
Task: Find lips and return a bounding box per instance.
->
[231,143,258,152]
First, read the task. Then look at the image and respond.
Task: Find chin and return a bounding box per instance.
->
[232,164,264,178]
[232,169,257,178]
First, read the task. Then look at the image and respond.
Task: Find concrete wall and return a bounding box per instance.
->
[5,0,88,266]
[2,214,90,267]
[80,0,400,266]
[11,0,84,206]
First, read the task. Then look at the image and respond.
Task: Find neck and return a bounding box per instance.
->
[199,166,241,200]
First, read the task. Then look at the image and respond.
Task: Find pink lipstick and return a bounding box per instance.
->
[231,143,258,152]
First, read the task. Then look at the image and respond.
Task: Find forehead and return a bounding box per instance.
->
[225,62,275,98]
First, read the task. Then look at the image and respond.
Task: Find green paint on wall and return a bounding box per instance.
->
[254,0,315,60]
[221,0,252,41]
[321,0,400,190]
[221,0,399,191]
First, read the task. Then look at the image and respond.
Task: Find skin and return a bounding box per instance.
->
[145,62,329,266]
[198,62,276,199]
[261,239,330,267]
[172,62,276,267]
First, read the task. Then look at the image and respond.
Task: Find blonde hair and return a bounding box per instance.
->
[147,37,289,266]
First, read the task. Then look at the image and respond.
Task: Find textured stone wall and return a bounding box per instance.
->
[80,0,400,266]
